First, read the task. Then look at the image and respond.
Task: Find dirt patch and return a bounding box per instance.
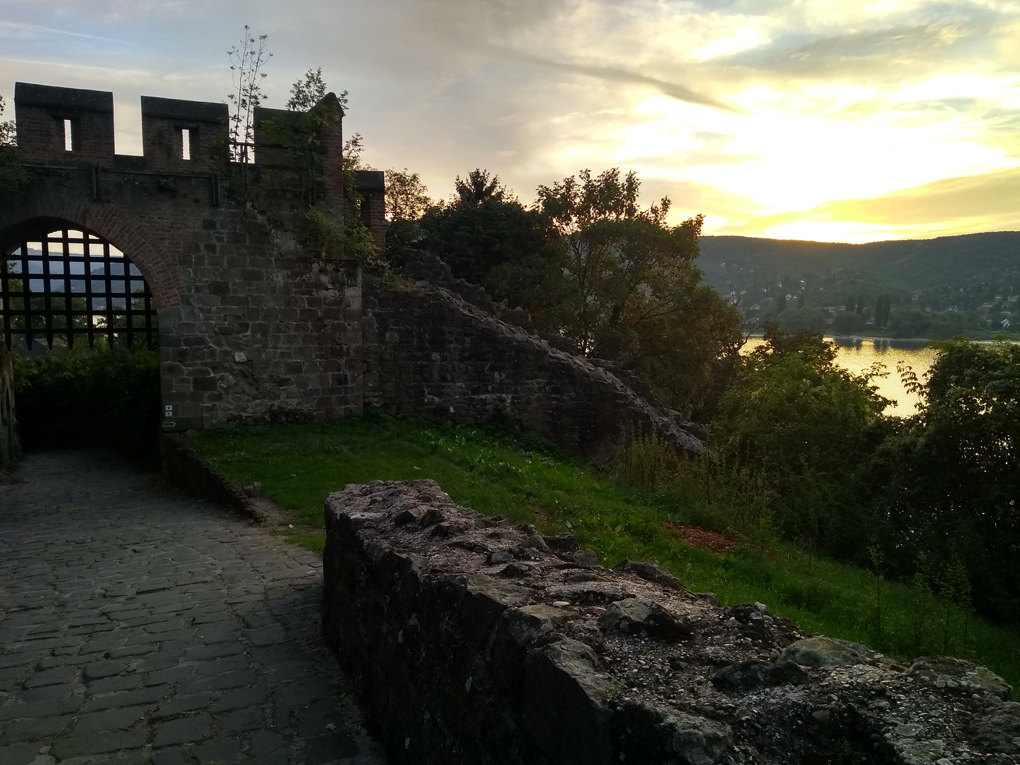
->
[662,522,740,555]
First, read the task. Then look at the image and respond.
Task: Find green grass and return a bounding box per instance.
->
[191,411,1020,693]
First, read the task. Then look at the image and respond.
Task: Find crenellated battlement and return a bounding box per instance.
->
[15,83,118,165]
[15,82,229,172]
[140,96,229,173]
[11,81,385,242]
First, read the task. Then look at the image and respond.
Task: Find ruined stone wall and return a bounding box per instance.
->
[362,276,701,454]
[0,339,19,469]
[323,479,1019,765]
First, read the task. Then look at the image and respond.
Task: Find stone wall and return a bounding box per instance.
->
[362,275,702,454]
[0,339,19,469]
[323,479,1019,765]
[4,82,383,433]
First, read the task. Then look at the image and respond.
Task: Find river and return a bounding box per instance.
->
[743,337,938,418]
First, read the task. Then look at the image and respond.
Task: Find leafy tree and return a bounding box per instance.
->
[876,340,1020,622]
[0,96,14,148]
[414,170,566,324]
[831,310,863,334]
[890,303,931,338]
[778,306,826,334]
[286,68,330,111]
[775,293,787,314]
[712,323,892,555]
[535,168,741,416]
[385,168,431,222]
[0,96,32,195]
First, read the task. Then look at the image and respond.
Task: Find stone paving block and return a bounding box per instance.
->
[0,697,84,721]
[145,619,193,635]
[177,671,258,696]
[194,655,249,676]
[87,674,142,694]
[69,621,118,636]
[247,625,286,647]
[9,636,84,655]
[24,665,79,688]
[246,752,291,765]
[83,683,170,712]
[195,739,244,763]
[250,730,288,756]
[210,684,267,713]
[152,714,213,747]
[0,742,39,765]
[184,643,244,662]
[195,624,240,644]
[222,706,264,734]
[138,652,184,672]
[191,611,232,627]
[107,645,156,659]
[50,729,148,758]
[74,704,151,733]
[146,665,197,685]
[151,746,199,764]
[17,682,81,702]
[84,659,128,680]
[152,693,215,719]
[0,713,74,743]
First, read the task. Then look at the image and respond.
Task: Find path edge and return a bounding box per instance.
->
[161,432,260,522]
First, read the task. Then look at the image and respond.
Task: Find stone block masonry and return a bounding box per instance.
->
[363,276,702,455]
[323,479,1018,765]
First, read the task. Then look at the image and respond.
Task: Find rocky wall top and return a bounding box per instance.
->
[323,479,1018,765]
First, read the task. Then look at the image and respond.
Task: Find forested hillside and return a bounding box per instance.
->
[700,232,1020,337]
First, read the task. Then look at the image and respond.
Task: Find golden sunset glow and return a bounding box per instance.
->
[3,1,1019,242]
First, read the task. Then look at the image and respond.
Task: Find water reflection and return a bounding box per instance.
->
[743,337,937,418]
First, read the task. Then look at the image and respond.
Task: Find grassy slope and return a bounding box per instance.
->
[192,413,1020,692]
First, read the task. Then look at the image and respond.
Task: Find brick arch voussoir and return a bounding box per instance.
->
[0,199,182,310]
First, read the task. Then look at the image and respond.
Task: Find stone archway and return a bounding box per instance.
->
[2,219,159,352]
[0,201,181,311]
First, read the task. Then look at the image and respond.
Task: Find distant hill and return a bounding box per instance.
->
[699,232,1020,295]
[697,232,1020,337]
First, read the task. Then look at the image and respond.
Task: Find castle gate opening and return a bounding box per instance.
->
[1,219,162,453]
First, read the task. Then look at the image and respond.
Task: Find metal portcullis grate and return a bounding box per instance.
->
[1,226,158,351]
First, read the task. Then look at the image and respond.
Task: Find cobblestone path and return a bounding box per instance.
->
[0,450,388,765]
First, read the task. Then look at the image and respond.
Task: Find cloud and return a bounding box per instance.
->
[0,21,136,45]
[502,51,739,112]
[717,166,1020,240]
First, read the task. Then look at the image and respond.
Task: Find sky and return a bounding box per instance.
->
[2,0,1020,243]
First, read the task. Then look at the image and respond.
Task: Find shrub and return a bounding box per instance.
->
[13,343,160,457]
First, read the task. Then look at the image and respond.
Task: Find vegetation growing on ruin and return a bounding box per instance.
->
[192,410,1020,694]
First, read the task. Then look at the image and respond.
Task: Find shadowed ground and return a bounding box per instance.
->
[0,449,388,765]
